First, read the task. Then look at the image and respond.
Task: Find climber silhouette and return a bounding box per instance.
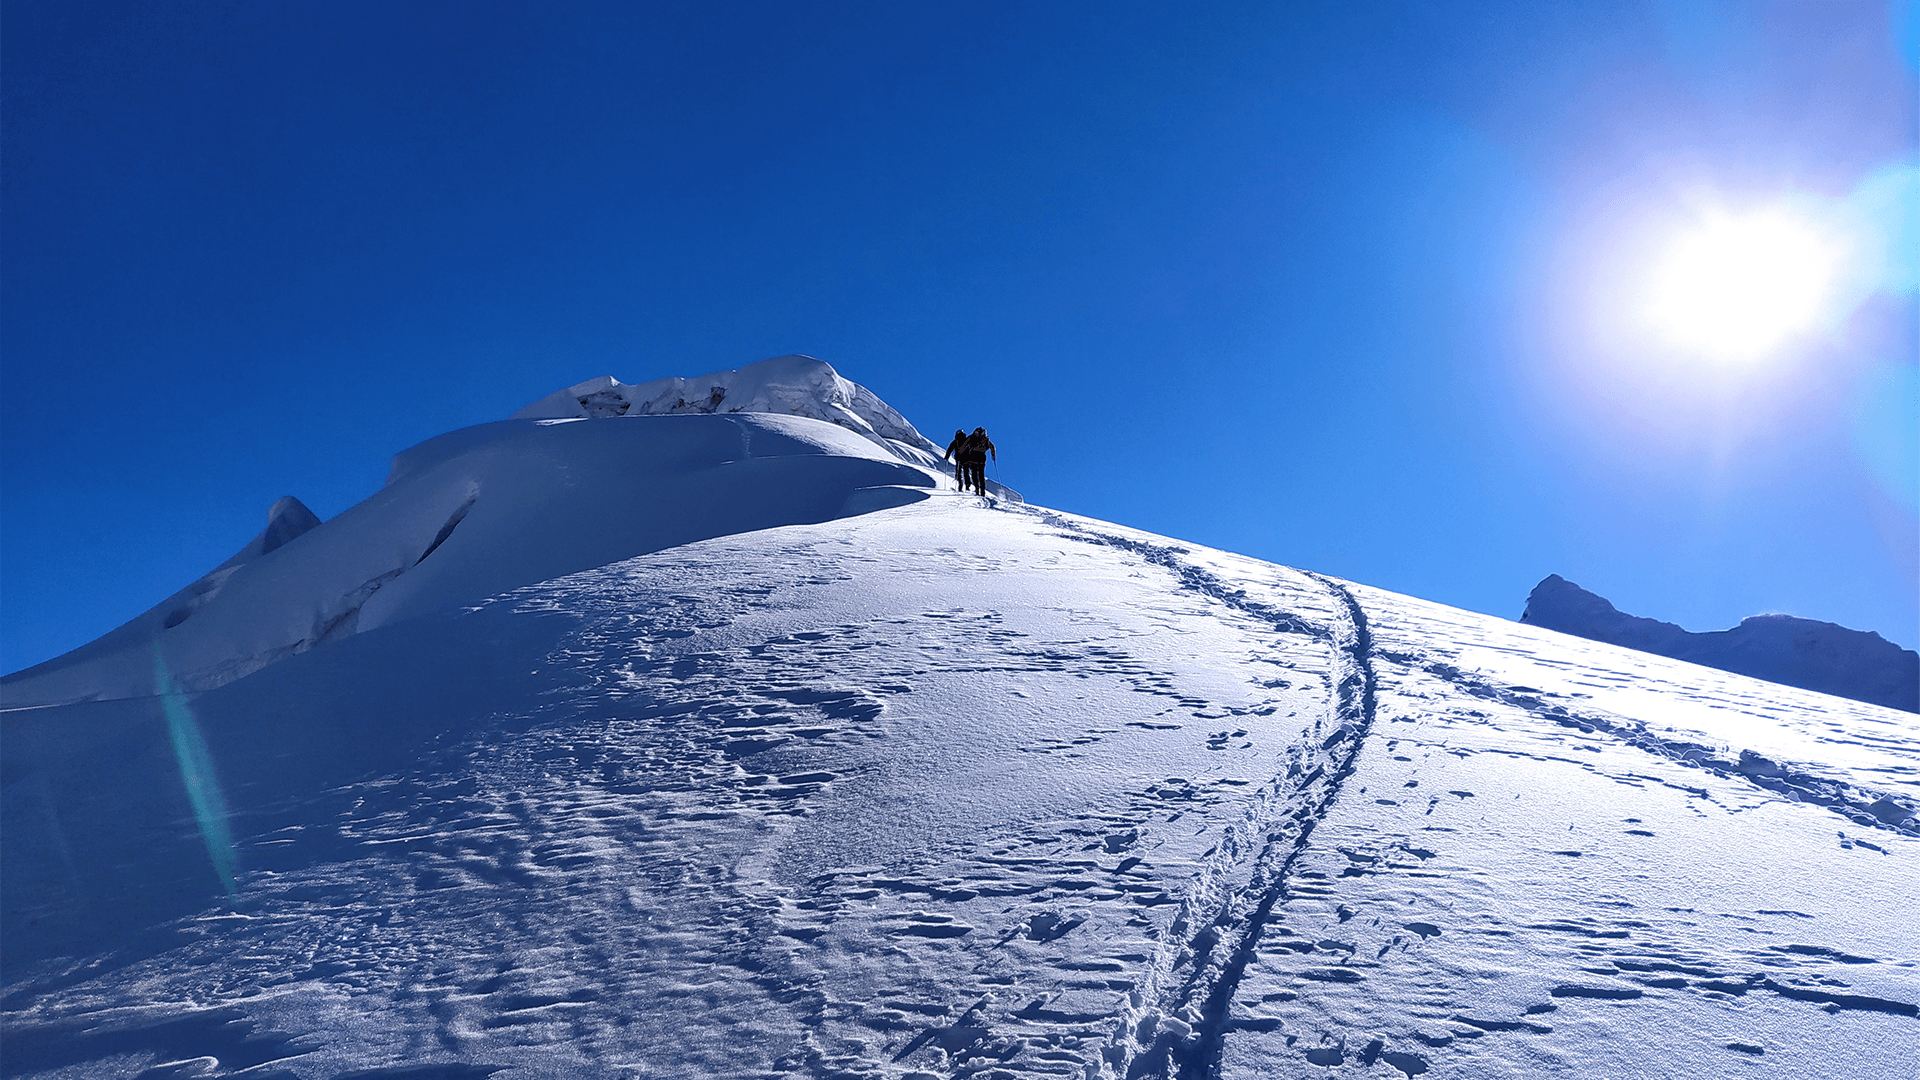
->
[942,429,968,489]
[959,427,995,496]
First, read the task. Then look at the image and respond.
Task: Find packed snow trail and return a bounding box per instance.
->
[1150,573,1378,1080]
[1015,510,1388,1077]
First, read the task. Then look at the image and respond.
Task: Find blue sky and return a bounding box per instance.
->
[3,0,1916,672]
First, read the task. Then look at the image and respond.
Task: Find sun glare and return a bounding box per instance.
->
[1643,207,1846,362]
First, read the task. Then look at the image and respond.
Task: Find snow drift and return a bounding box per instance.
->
[1521,573,1920,713]
[3,358,1915,1080]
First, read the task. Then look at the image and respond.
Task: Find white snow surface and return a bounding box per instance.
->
[3,362,1917,1080]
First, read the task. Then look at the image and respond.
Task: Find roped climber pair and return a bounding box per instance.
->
[942,427,996,496]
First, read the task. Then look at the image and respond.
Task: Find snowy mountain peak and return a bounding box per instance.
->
[260,495,321,556]
[1,358,1008,709]
[512,354,937,455]
[1521,573,1920,712]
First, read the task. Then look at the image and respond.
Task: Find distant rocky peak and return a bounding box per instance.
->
[1520,574,1919,713]
[1525,574,1634,626]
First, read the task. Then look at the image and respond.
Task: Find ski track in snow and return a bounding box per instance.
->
[1016,510,1385,1078]
[4,496,1917,1080]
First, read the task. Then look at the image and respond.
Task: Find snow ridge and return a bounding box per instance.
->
[1019,508,1387,1079]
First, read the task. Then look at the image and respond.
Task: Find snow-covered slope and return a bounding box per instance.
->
[1,358,1010,709]
[3,362,1915,1080]
[1522,574,1920,713]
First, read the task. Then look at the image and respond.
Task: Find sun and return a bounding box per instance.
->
[1643,207,1847,362]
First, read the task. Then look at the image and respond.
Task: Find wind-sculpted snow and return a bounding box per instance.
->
[511,354,941,460]
[6,491,1916,1079]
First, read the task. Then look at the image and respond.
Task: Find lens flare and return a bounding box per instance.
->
[154,646,237,897]
[1643,207,1847,361]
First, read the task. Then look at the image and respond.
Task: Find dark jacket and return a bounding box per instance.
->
[943,432,968,462]
[960,431,995,463]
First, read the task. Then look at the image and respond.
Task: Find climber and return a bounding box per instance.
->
[960,427,995,496]
[942,429,968,489]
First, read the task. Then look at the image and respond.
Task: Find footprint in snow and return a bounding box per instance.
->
[1021,910,1086,942]
[1382,1050,1431,1076]
[1303,1040,1344,1066]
